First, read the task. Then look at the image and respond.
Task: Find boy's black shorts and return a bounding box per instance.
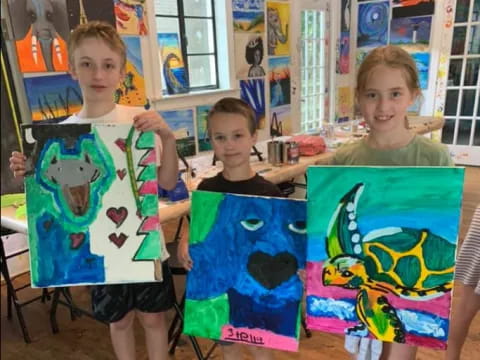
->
[91,261,174,323]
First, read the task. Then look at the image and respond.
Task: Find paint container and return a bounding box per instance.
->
[283,141,299,164]
[267,141,283,166]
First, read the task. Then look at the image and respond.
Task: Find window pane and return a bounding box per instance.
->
[465,58,480,85]
[461,89,476,116]
[441,119,455,144]
[457,119,472,145]
[155,17,180,34]
[188,55,216,87]
[451,27,467,55]
[474,0,480,21]
[185,19,214,54]
[155,0,178,16]
[183,0,212,17]
[474,120,480,145]
[468,25,480,54]
[445,90,459,116]
[448,59,463,86]
[455,0,470,23]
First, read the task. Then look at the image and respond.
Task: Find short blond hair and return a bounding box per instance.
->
[207,97,257,135]
[356,45,420,97]
[68,21,126,68]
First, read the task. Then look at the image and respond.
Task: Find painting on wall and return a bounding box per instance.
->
[24,74,83,123]
[8,0,70,73]
[157,33,189,95]
[412,52,430,89]
[160,109,196,158]
[390,16,432,52]
[392,0,436,18]
[337,32,350,74]
[240,79,266,130]
[114,0,148,35]
[66,0,116,31]
[269,57,290,107]
[356,48,371,67]
[233,10,265,33]
[266,1,290,56]
[336,87,353,123]
[270,105,291,137]
[233,0,265,11]
[196,105,213,152]
[306,166,464,349]
[357,1,389,48]
[235,33,267,79]
[184,191,307,351]
[22,123,162,287]
[115,36,147,107]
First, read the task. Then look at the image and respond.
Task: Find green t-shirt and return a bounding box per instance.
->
[332,135,454,166]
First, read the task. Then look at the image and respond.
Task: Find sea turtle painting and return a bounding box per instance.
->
[322,183,456,343]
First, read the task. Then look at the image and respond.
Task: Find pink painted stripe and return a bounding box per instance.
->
[306,316,356,334]
[140,216,159,232]
[139,181,158,195]
[140,149,156,165]
[220,325,298,352]
[405,333,447,350]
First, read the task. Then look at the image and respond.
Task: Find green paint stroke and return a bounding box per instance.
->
[190,192,224,245]
[136,131,155,149]
[141,194,158,216]
[183,294,229,339]
[134,231,160,260]
[138,164,157,182]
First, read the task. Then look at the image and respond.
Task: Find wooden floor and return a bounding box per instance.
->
[1,167,479,360]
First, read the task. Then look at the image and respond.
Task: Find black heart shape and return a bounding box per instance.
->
[247,251,298,290]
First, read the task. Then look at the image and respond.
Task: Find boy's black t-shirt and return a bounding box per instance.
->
[197,172,283,197]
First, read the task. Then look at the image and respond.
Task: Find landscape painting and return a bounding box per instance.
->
[160,109,196,157]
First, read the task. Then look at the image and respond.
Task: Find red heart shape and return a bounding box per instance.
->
[70,233,85,249]
[109,233,128,248]
[106,207,128,228]
[116,168,127,180]
[115,138,126,152]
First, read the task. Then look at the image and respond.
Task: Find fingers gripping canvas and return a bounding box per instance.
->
[23,124,162,287]
[184,191,307,351]
[306,166,464,350]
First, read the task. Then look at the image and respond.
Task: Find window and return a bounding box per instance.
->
[154,0,219,93]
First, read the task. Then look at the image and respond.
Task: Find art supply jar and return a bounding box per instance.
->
[283,141,299,164]
[267,141,283,166]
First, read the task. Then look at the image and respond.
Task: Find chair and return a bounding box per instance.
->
[0,227,52,343]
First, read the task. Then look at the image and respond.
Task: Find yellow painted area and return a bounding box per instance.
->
[267,1,290,55]
[116,60,146,107]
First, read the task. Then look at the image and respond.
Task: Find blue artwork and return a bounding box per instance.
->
[240,79,265,129]
[357,1,389,48]
[184,192,307,351]
[411,53,430,89]
[157,33,189,95]
[160,109,196,157]
[390,16,432,47]
[233,0,264,11]
[122,36,143,75]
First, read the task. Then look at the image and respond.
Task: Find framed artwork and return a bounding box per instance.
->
[240,79,266,129]
[269,57,290,107]
[357,1,389,48]
[390,16,432,52]
[114,0,148,35]
[235,34,267,79]
[157,33,189,95]
[266,1,290,55]
[196,105,213,152]
[160,109,196,157]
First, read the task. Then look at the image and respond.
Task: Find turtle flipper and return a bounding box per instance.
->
[355,289,406,343]
[326,183,364,258]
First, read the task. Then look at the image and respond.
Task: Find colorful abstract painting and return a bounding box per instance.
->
[115,36,147,107]
[24,74,83,123]
[267,1,290,55]
[269,57,290,107]
[184,191,307,351]
[412,52,430,89]
[235,33,267,79]
[306,166,464,349]
[8,0,70,72]
[160,109,195,157]
[66,0,116,30]
[114,0,148,35]
[233,0,265,11]
[390,16,432,52]
[196,105,213,152]
[357,1,389,48]
[392,0,435,18]
[157,33,189,94]
[240,79,266,129]
[22,124,162,287]
[338,32,350,74]
[270,105,291,137]
[233,10,265,33]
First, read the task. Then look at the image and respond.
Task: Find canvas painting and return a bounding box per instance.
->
[184,191,307,351]
[160,110,196,157]
[66,0,116,31]
[267,1,290,55]
[306,166,464,349]
[392,0,435,18]
[8,0,70,73]
[22,124,162,287]
[390,16,432,52]
[269,57,290,107]
[115,36,147,107]
[412,52,430,89]
[196,105,213,152]
[336,87,353,123]
[233,10,265,33]
[114,0,148,35]
[341,0,351,33]
[269,105,291,137]
[240,79,266,130]
[338,32,350,74]
[233,0,264,11]
[357,1,389,48]
[235,33,267,79]
[157,33,189,95]
[24,74,83,123]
